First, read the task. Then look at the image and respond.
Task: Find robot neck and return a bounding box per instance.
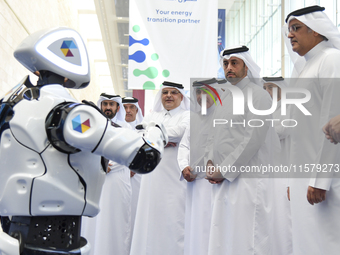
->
[37,71,64,86]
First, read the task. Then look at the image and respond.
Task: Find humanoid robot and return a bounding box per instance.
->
[0,27,167,255]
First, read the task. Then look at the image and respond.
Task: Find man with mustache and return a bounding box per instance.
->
[284,5,340,255]
[98,93,129,127]
[130,81,190,255]
[82,93,132,255]
[122,96,143,129]
[205,46,280,254]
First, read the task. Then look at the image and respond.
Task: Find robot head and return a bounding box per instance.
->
[14,27,90,89]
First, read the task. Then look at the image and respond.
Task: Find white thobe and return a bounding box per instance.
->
[81,118,132,255]
[130,106,189,255]
[269,103,293,255]
[177,108,214,255]
[289,41,340,255]
[126,119,143,237]
[206,78,279,255]
[127,120,137,129]
[130,171,141,235]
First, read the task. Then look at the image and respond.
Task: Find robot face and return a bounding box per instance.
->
[14,27,90,89]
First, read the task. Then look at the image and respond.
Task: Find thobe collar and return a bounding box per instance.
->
[304,40,327,62]
[111,115,118,123]
[234,76,251,90]
[127,120,137,129]
[162,105,182,117]
[111,115,125,126]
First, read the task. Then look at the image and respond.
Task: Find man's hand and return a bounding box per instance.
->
[323,115,340,144]
[182,166,197,182]
[165,142,177,148]
[206,160,224,184]
[107,162,113,173]
[307,186,326,205]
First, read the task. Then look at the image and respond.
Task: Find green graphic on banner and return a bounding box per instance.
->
[143,81,156,90]
[133,67,158,79]
[133,25,140,32]
[151,53,159,61]
[162,70,170,77]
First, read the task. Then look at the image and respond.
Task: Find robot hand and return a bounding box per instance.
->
[123,121,168,174]
[137,121,168,155]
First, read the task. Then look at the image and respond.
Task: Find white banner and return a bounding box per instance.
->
[128,0,218,90]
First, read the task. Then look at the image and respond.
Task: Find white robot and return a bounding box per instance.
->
[0,27,167,255]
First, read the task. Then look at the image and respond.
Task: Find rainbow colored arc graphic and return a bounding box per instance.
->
[60,40,78,57]
[72,115,91,133]
[197,84,223,106]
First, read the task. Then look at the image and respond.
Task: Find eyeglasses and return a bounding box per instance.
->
[162,90,180,96]
[285,24,305,37]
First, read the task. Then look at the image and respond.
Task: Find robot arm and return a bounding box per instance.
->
[94,121,167,174]
[46,102,167,174]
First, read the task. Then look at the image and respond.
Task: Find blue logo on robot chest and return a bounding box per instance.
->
[72,114,91,133]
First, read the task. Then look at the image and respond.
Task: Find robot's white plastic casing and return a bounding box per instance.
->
[0,83,167,218]
[0,85,106,217]
[13,27,90,89]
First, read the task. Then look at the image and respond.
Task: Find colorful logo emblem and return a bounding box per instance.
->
[60,40,78,57]
[72,115,91,133]
[197,83,223,106]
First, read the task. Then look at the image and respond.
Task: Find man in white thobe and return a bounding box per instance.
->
[81,93,132,255]
[130,81,190,255]
[263,77,292,255]
[284,5,340,255]
[205,46,279,255]
[122,96,144,237]
[178,78,224,255]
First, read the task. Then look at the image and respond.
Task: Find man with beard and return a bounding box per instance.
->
[81,93,132,255]
[284,5,340,254]
[205,46,279,254]
[100,93,130,128]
